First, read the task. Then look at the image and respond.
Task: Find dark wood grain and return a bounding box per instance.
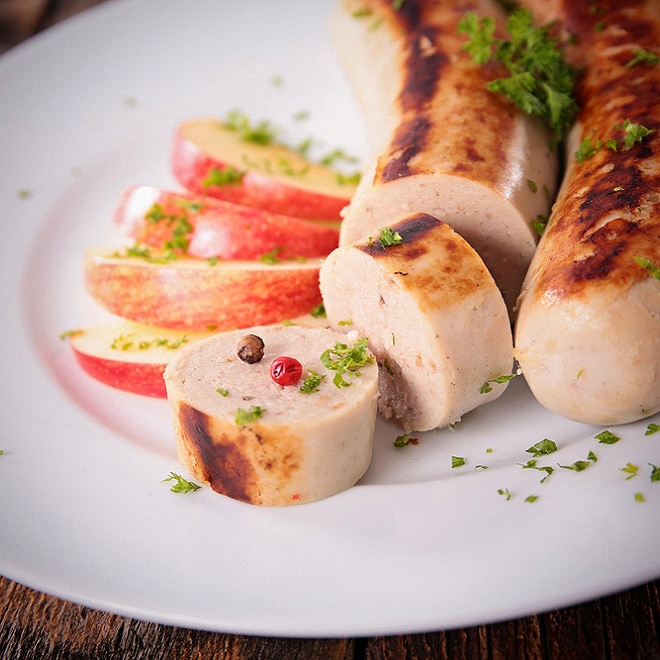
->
[1,3,659,659]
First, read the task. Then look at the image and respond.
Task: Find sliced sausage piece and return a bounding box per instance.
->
[320,213,514,432]
[330,0,558,312]
[163,325,379,505]
[514,0,660,424]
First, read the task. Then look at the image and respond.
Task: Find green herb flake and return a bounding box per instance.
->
[378,227,403,247]
[596,429,620,444]
[575,134,602,163]
[524,495,539,503]
[634,492,646,503]
[531,213,549,236]
[216,387,229,397]
[480,372,518,394]
[394,434,411,447]
[162,471,201,494]
[202,165,245,188]
[646,423,660,436]
[620,462,640,480]
[451,455,466,468]
[458,9,579,143]
[299,371,326,394]
[588,450,598,463]
[259,246,283,265]
[223,109,279,145]
[310,302,326,318]
[634,257,660,280]
[559,460,591,472]
[320,337,374,388]
[520,459,555,483]
[525,438,558,457]
[235,405,265,425]
[615,119,654,149]
[625,49,659,68]
[649,463,660,482]
[527,179,538,193]
[497,488,512,500]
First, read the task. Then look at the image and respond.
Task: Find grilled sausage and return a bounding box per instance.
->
[330,0,558,312]
[514,0,660,424]
[163,325,379,505]
[319,212,513,432]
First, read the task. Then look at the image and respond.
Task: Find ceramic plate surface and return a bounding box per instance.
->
[0,0,658,637]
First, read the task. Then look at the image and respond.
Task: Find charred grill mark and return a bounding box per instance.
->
[375,1,448,182]
[379,116,432,181]
[179,402,256,503]
[358,213,439,257]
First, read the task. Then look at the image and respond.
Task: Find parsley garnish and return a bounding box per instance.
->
[525,439,558,460]
[625,49,659,68]
[259,246,283,265]
[394,434,411,447]
[202,165,245,188]
[615,119,654,148]
[646,423,660,436]
[299,371,326,393]
[634,257,660,281]
[520,459,554,483]
[458,9,578,143]
[531,213,549,236]
[559,460,591,472]
[525,495,539,503]
[320,337,374,388]
[451,455,466,468]
[378,227,403,247]
[162,472,201,494]
[634,492,646,503]
[235,405,265,425]
[310,302,326,318]
[650,464,660,482]
[620,462,640,480]
[480,372,518,394]
[497,488,512,500]
[216,387,229,397]
[223,109,278,145]
[596,429,620,444]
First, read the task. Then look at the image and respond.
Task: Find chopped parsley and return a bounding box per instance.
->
[480,372,518,394]
[596,429,620,444]
[497,488,512,500]
[394,434,412,447]
[646,423,660,436]
[223,109,278,145]
[235,405,265,425]
[634,257,660,281]
[458,9,578,143]
[625,49,659,68]
[559,459,591,472]
[524,495,539,503]
[110,332,188,351]
[616,119,654,148]
[162,472,201,494]
[451,455,466,468]
[202,165,245,188]
[299,371,326,393]
[634,492,646,503]
[620,462,640,480]
[575,133,602,163]
[650,464,660,482]
[216,387,229,397]
[378,226,403,247]
[310,302,326,318]
[320,337,374,388]
[520,459,554,483]
[259,246,283,265]
[531,213,549,236]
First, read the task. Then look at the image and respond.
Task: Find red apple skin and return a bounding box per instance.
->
[113,185,340,261]
[71,349,168,397]
[171,123,353,221]
[83,248,324,332]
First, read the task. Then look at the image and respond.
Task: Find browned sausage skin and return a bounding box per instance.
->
[514,0,660,424]
[332,0,558,313]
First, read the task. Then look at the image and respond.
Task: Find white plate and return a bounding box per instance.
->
[1,0,658,638]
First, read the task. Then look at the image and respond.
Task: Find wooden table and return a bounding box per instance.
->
[1,2,659,658]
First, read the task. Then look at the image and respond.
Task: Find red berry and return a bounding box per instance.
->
[270,356,303,386]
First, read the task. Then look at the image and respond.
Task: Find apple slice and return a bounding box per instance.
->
[83,247,324,332]
[171,117,357,221]
[66,322,214,397]
[113,185,340,260]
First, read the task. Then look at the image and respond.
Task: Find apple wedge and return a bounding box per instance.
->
[113,185,340,260]
[171,117,357,221]
[66,323,214,397]
[83,247,324,332]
